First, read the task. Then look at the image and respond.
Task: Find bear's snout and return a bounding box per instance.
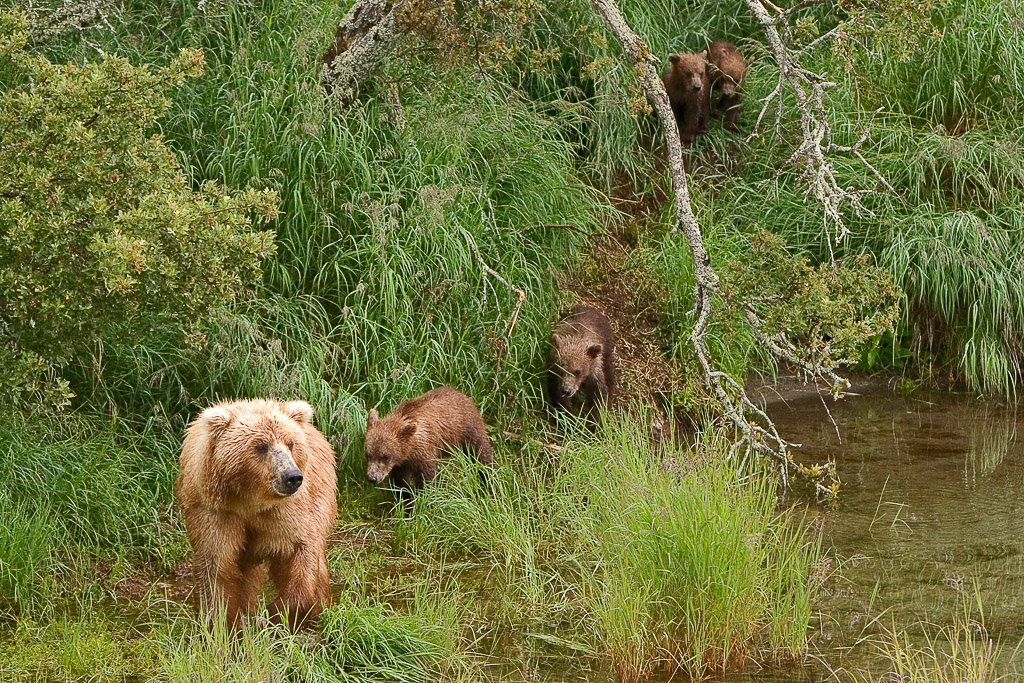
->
[367,472,382,484]
[691,82,703,91]
[278,468,304,495]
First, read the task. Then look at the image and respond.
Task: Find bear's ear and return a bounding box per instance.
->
[198,406,231,436]
[397,423,417,441]
[586,343,603,359]
[284,400,313,424]
[550,332,564,348]
[668,53,681,64]
[699,49,708,59]
[367,408,379,429]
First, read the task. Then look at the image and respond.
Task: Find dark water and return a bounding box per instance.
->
[512,390,1024,681]
[747,390,1024,681]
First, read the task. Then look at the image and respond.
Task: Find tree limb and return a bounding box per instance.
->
[590,0,838,499]
[321,0,406,105]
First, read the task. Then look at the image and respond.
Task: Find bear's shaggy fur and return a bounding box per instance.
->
[707,41,752,134]
[364,386,492,490]
[663,50,711,146]
[547,305,616,429]
[176,399,337,628]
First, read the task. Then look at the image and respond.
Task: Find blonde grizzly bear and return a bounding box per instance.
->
[707,41,753,134]
[176,399,337,628]
[663,51,711,146]
[547,305,616,430]
[365,387,492,491]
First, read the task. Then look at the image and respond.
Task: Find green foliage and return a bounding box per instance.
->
[725,231,902,382]
[0,10,277,407]
[0,413,180,617]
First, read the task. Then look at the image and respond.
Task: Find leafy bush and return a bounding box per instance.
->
[0,10,277,407]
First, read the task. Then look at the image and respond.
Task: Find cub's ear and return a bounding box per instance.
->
[397,423,417,441]
[198,406,231,436]
[285,400,313,424]
[668,53,681,64]
[550,332,564,347]
[699,49,708,59]
[586,343,603,359]
[367,408,379,429]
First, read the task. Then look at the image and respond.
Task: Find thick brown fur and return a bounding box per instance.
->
[707,41,752,134]
[663,50,711,146]
[365,387,493,491]
[547,305,616,430]
[176,399,337,629]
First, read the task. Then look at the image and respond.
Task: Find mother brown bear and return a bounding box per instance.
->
[176,399,337,628]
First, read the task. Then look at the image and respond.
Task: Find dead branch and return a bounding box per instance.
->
[322,0,406,105]
[590,0,838,499]
[465,231,527,382]
[744,0,885,254]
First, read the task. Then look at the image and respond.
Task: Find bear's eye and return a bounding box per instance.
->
[285,439,295,450]
[573,369,582,377]
[254,441,269,456]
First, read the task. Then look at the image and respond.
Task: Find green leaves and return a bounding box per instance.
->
[0,11,277,407]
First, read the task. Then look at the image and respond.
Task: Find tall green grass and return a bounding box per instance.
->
[401,413,819,679]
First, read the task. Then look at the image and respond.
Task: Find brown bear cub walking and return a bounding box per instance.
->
[547,305,616,429]
[176,399,337,629]
[663,51,711,146]
[365,386,493,491]
[707,41,752,134]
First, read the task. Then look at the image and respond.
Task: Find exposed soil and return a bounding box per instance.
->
[557,178,685,425]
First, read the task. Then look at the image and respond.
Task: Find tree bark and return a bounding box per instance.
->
[321,0,405,104]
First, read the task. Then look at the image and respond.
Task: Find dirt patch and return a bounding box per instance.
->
[558,179,685,427]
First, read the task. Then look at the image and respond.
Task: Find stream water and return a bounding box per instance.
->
[511,389,1024,681]
[732,389,1024,681]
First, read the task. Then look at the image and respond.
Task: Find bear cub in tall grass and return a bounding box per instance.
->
[547,305,616,430]
[663,50,711,146]
[707,41,753,134]
[176,399,337,629]
[365,386,493,492]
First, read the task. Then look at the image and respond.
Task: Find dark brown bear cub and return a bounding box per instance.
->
[365,386,492,490]
[547,306,616,429]
[662,51,711,146]
[707,41,752,134]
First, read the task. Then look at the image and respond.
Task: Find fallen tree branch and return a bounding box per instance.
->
[743,0,887,254]
[590,0,838,499]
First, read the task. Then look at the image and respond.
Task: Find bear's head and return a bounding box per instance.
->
[197,399,314,500]
[668,51,708,94]
[550,331,603,399]
[364,410,416,485]
[711,49,753,98]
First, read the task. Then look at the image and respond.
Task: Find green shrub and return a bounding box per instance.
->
[0,10,276,407]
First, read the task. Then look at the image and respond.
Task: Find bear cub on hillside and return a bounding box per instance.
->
[547,305,616,430]
[176,399,337,629]
[707,41,753,134]
[365,386,493,491]
[662,50,711,146]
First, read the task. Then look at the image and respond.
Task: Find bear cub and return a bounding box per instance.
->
[662,50,711,146]
[707,41,752,134]
[365,386,493,491]
[176,399,338,628]
[547,305,616,429]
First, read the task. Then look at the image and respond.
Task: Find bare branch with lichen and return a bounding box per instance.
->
[589,0,841,499]
[744,0,890,256]
[321,0,406,105]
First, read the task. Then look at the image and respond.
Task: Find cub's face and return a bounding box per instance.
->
[668,51,708,93]
[364,410,416,484]
[200,400,313,500]
[551,333,602,399]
